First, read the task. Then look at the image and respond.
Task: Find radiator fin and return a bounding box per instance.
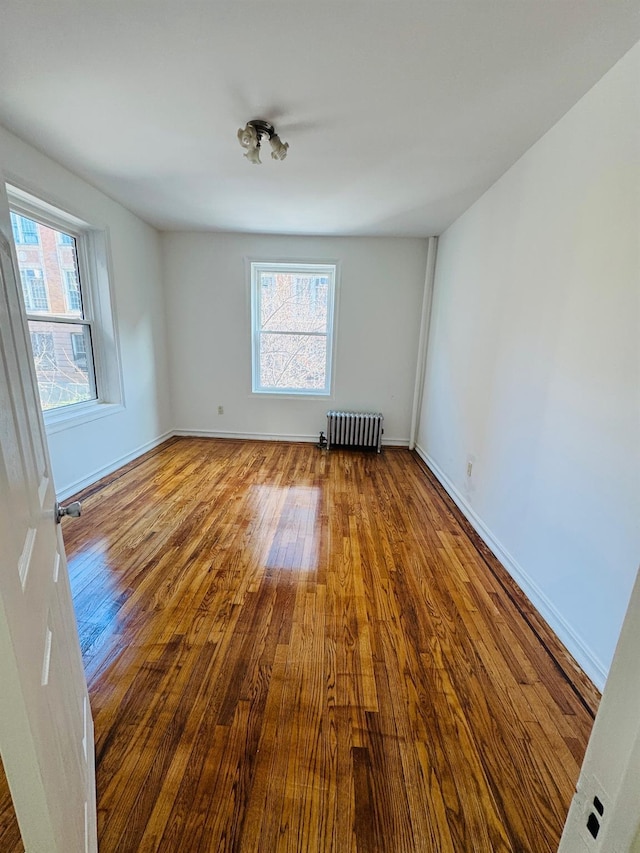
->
[326,411,383,453]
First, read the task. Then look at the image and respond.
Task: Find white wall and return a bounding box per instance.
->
[0,125,172,497]
[417,43,640,687]
[162,233,428,444]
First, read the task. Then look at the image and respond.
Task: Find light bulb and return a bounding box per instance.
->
[269,134,289,161]
[244,146,262,165]
[237,124,258,149]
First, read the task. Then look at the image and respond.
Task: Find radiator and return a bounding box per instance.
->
[326,411,384,453]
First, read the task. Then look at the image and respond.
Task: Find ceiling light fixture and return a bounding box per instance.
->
[237,120,289,165]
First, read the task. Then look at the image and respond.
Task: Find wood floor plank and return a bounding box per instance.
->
[0,759,23,853]
[0,437,599,851]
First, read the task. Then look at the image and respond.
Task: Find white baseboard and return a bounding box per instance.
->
[174,428,409,447]
[56,431,173,501]
[414,444,607,690]
[173,428,317,443]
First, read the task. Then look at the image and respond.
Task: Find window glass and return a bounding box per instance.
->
[26,321,94,409]
[251,263,336,395]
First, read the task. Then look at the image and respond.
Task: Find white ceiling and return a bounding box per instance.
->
[0,1,638,237]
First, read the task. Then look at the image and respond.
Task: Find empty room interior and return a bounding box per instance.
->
[0,2,639,851]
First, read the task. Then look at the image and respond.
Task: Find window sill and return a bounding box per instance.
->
[251,391,332,400]
[44,401,124,435]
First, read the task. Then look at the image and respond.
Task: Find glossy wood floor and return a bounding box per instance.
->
[1,438,599,852]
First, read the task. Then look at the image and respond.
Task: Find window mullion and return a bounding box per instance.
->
[25,313,92,326]
[259,330,327,337]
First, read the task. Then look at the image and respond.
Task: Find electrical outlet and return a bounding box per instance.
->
[466,461,473,477]
[577,774,610,847]
[218,405,224,415]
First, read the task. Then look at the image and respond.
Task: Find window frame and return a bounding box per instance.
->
[7,184,124,432]
[250,260,338,397]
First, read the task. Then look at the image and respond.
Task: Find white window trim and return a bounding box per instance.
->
[7,183,124,433]
[250,260,338,397]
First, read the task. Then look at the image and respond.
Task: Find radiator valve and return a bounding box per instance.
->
[317,430,328,450]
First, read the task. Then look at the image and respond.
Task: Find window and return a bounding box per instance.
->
[8,186,122,425]
[63,269,82,313]
[20,268,49,311]
[11,213,39,244]
[10,209,96,410]
[251,262,336,395]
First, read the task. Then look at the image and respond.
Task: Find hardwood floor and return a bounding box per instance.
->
[1,438,598,851]
[0,758,21,852]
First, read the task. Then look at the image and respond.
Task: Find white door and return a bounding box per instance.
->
[0,188,97,851]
